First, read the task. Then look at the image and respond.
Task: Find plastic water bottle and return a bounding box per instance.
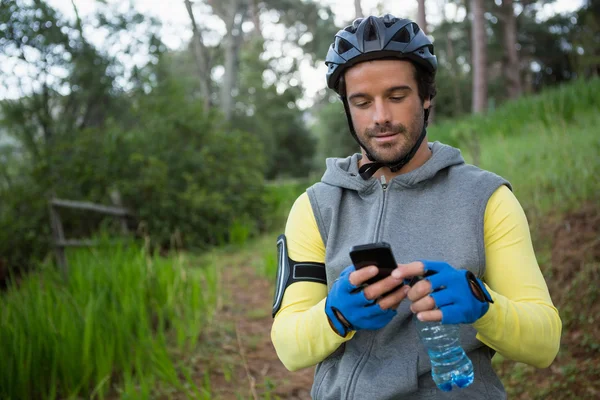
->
[415,317,474,391]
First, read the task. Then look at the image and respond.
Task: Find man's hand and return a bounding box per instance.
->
[391,261,493,324]
[325,265,408,336]
[349,265,410,310]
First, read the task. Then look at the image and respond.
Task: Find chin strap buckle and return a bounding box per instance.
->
[358,162,385,180]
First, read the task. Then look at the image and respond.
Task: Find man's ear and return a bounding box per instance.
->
[424,97,431,110]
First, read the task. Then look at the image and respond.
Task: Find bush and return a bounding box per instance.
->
[261,178,314,233]
[0,77,270,274]
[0,177,52,277]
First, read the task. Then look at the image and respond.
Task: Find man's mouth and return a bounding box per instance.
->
[374,132,398,137]
[372,132,399,142]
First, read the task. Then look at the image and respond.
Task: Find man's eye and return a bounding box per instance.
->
[390,96,405,101]
[353,102,369,108]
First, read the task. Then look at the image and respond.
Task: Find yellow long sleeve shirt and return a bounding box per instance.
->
[271,185,561,371]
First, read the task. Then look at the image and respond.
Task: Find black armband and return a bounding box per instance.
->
[272,234,327,317]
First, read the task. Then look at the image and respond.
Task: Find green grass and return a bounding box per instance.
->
[0,238,218,400]
[430,77,600,146]
[425,77,600,220]
[466,112,600,215]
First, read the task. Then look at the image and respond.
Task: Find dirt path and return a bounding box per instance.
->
[196,254,314,399]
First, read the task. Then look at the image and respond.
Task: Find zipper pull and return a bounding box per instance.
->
[380,175,388,191]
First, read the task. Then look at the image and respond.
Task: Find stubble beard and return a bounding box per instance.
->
[360,118,423,164]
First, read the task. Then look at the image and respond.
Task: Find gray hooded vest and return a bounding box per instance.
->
[306,142,510,400]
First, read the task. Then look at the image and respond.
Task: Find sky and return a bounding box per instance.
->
[3,0,587,105]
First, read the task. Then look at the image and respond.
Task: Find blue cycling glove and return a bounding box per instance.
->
[325,265,397,336]
[421,260,493,324]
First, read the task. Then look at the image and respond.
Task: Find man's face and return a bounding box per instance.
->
[344,59,430,164]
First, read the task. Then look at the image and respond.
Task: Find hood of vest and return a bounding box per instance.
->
[321,141,466,191]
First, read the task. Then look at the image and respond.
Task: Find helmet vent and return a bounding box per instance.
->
[337,38,353,54]
[382,14,397,28]
[391,27,411,43]
[412,22,420,34]
[365,21,378,41]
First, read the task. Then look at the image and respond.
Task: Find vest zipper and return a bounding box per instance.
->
[344,175,389,399]
[375,175,388,241]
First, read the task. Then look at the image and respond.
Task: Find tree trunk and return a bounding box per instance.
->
[354,0,363,19]
[184,0,212,114]
[250,0,262,37]
[502,0,522,99]
[441,4,463,117]
[416,0,435,124]
[471,0,488,113]
[221,7,243,121]
[208,0,247,121]
[463,0,473,67]
[446,36,464,117]
[417,0,427,34]
[221,28,237,121]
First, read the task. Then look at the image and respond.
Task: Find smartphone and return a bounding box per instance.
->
[349,242,401,286]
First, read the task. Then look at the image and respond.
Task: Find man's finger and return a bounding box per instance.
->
[416,309,443,322]
[391,261,425,280]
[406,280,432,302]
[363,274,405,300]
[378,285,410,310]
[349,265,378,286]
[410,295,436,314]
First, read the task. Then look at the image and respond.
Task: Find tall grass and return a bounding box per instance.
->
[426,77,600,216]
[0,239,218,399]
[247,234,279,280]
[469,112,599,215]
[430,77,600,147]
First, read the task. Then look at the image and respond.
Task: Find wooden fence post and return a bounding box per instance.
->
[48,198,68,275]
[110,189,129,235]
[48,196,131,278]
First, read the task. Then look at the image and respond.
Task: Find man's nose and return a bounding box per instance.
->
[372,99,392,126]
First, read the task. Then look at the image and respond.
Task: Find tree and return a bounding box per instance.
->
[471,0,488,113]
[231,37,316,179]
[0,0,157,187]
[432,6,471,119]
[355,0,363,19]
[569,0,600,78]
[496,0,522,99]
[207,0,248,121]
[0,0,163,271]
[416,0,436,123]
[184,0,213,113]
[417,0,427,34]
[184,0,338,124]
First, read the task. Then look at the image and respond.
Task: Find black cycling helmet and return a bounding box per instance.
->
[324,15,437,179]
[326,14,437,92]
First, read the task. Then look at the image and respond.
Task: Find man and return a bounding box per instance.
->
[271,14,561,399]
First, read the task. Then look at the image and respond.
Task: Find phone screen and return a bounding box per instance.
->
[349,242,399,286]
